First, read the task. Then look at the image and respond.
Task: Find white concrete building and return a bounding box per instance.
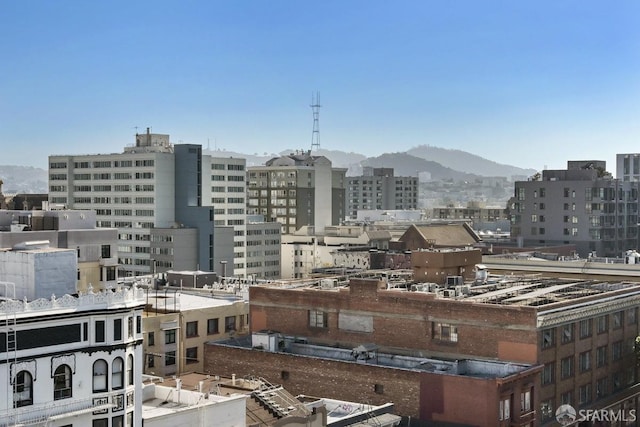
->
[0,209,119,292]
[48,131,229,278]
[0,282,146,426]
[202,156,249,277]
[141,380,246,427]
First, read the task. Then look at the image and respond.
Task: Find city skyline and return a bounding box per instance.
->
[1,1,639,170]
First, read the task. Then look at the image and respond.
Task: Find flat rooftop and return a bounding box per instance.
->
[253,268,640,308]
[221,334,536,380]
[142,289,246,314]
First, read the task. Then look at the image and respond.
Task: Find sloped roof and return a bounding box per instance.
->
[365,230,392,241]
[406,223,480,246]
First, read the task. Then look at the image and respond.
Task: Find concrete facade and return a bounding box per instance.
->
[346,167,418,219]
[247,151,347,234]
[512,160,639,257]
[47,132,247,278]
[142,290,249,377]
[0,209,119,292]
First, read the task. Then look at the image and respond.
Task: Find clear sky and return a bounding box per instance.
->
[1,1,639,171]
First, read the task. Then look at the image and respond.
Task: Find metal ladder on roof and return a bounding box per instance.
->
[2,281,18,426]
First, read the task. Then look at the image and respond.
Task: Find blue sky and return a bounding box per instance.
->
[1,1,639,171]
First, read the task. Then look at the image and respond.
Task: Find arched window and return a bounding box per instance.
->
[14,371,33,407]
[93,359,108,392]
[53,365,72,400]
[127,354,134,386]
[112,357,124,390]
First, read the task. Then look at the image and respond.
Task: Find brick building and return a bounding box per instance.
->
[204,335,540,426]
[245,276,640,426]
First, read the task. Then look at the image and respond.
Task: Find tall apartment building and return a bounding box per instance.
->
[511,160,639,257]
[48,131,249,278]
[346,167,418,219]
[245,215,281,280]
[247,151,347,234]
[617,153,640,182]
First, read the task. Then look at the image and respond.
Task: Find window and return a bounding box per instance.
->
[186,321,198,338]
[579,383,592,405]
[127,354,134,386]
[112,357,124,390]
[93,419,108,427]
[499,396,511,420]
[207,318,219,335]
[53,365,72,400]
[309,310,328,328]
[165,329,176,344]
[165,351,176,366]
[101,244,111,258]
[628,308,637,325]
[596,346,607,367]
[433,323,458,342]
[597,315,608,334]
[612,341,623,361]
[93,360,108,392]
[560,356,574,379]
[13,371,33,407]
[147,354,155,369]
[225,316,236,332]
[128,317,134,338]
[148,332,154,346]
[561,391,573,406]
[542,362,555,385]
[136,315,141,334]
[579,351,591,373]
[186,347,198,364]
[596,377,608,399]
[561,323,573,344]
[579,319,592,338]
[613,311,623,329]
[521,389,532,413]
[114,318,122,341]
[96,320,105,343]
[112,415,124,427]
[374,384,384,394]
[541,328,555,349]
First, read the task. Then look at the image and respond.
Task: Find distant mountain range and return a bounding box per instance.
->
[209,144,536,180]
[0,146,536,194]
[0,165,48,194]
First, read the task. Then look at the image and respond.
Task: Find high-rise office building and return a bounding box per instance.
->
[48,130,224,277]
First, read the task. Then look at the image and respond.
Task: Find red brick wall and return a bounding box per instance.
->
[203,343,535,425]
[249,280,539,364]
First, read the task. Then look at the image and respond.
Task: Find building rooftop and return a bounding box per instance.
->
[156,372,401,426]
[226,333,536,381]
[143,289,246,314]
[0,285,146,318]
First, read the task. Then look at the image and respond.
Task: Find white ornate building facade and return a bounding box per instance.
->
[0,284,146,426]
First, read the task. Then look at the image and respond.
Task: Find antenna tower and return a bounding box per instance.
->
[310,91,321,152]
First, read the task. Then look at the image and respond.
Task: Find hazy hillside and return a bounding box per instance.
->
[361,153,481,181]
[0,165,48,194]
[406,145,536,178]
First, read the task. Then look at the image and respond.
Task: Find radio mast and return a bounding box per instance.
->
[310,92,321,152]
